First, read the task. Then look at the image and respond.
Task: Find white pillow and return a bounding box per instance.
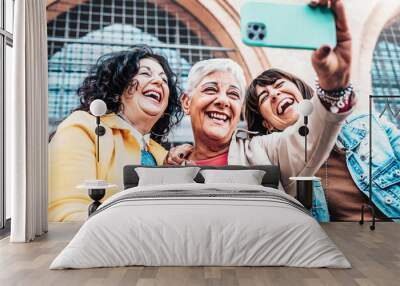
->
[200,169,266,185]
[136,167,200,186]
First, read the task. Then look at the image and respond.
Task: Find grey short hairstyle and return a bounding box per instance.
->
[185,58,246,99]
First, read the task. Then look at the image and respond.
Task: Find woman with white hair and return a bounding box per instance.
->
[178,58,246,166]
[167,0,356,196]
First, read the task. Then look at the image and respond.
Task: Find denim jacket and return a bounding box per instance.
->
[312,113,400,222]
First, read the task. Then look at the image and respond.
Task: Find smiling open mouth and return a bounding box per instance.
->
[205,111,231,123]
[143,90,162,103]
[277,98,295,115]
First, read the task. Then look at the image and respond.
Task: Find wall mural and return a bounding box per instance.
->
[47,1,400,223]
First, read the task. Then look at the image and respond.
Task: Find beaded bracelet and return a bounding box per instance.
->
[315,80,354,113]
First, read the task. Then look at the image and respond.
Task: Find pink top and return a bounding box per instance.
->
[194,152,229,166]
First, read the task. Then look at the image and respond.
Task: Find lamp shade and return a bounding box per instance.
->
[90,99,107,117]
[297,99,314,116]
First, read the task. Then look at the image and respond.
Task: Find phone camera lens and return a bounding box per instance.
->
[259,33,265,40]
[254,25,259,31]
[249,32,255,39]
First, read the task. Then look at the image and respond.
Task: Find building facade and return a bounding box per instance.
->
[46,0,400,143]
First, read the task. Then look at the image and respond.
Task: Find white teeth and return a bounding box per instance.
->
[278,98,294,115]
[208,112,228,121]
[143,91,161,102]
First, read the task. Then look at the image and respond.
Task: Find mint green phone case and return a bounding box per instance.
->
[241,1,336,50]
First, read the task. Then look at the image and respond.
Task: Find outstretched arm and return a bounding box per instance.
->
[258,0,356,195]
[310,0,352,92]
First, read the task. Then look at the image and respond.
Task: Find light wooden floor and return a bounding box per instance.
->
[0,222,399,286]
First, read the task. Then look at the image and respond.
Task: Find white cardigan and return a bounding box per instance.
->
[228,95,355,196]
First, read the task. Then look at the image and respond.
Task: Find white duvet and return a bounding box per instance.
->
[50,183,351,269]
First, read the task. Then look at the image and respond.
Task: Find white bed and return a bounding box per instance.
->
[50,183,350,269]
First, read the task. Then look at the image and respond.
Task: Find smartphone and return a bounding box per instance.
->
[240,1,336,50]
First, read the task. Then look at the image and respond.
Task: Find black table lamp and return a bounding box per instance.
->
[89,99,107,162]
[297,99,314,163]
[82,99,108,215]
[292,99,315,209]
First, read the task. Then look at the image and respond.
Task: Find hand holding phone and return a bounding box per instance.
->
[241,0,352,91]
[241,1,337,50]
[310,0,352,91]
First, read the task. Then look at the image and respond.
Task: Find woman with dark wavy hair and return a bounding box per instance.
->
[49,45,183,221]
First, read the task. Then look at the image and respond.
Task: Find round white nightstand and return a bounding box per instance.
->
[77,181,117,216]
[289,177,320,209]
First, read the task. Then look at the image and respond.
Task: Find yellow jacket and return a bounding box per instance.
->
[48,111,168,222]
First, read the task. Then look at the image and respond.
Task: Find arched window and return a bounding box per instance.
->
[371,16,400,126]
[46,0,234,132]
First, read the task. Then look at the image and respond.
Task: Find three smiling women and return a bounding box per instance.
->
[49,0,355,222]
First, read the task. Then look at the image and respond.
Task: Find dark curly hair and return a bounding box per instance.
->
[245,68,314,135]
[73,45,184,143]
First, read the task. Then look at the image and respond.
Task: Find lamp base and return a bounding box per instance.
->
[88,188,105,216]
[289,176,319,210]
[296,180,313,209]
